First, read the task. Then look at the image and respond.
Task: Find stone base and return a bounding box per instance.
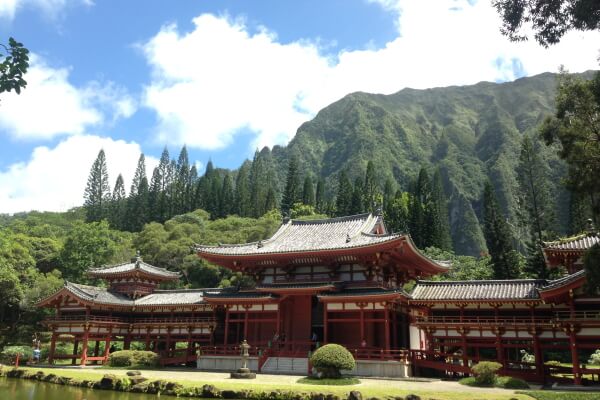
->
[230,368,256,379]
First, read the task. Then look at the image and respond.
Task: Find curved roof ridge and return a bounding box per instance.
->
[415,278,548,285]
[539,270,586,291]
[290,213,372,225]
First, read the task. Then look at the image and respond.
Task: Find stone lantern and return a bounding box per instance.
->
[230,340,256,379]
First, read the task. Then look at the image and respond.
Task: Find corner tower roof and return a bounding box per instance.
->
[87,254,180,281]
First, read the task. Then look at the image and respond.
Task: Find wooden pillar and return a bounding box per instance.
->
[360,307,365,342]
[166,328,172,358]
[533,331,543,378]
[80,327,89,366]
[276,304,281,335]
[224,307,230,346]
[102,336,112,363]
[145,329,151,350]
[124,335,131,350]
[323,303,328,343]
[93,340,100,365]
[392,309,398,349]
[461,332,468,369]
[384,307,391,351]
[48,332,57,364]
[72,339,80,365]
[570,328,582,385]
[244,307,249,340]
[187,327,193,355]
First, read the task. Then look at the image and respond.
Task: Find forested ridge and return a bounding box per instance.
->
[1,70,599,345]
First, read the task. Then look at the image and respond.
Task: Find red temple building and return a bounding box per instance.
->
[37,213,600,383]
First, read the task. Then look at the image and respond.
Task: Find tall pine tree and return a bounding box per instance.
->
[126,153,149,231]
[517,134,556,278]
[362,161,379,212]
[281,156,301,216]
[83,149,111,222]
[483,181,521,279]
[109,174,127,230]
[315,179,326,214]
[302,176,315,206]
[235,161,252,217]
[426,169,452,251]
[335,170,353,217]
[350,177,364,214]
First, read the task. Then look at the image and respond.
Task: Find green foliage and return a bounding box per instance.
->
[423,247,493,281]
[281,156,301,215]
[471,361,502,386]
[588,349,600,365]
[0,37,29,95]
[310,344,355,379]
[493,0,600,47]
[519,391,600,400]
[108,350,159,367]
[495,376,529,389]
[540,70,600,222]
[584,244,600,295]
[0,345,32,363]
[59,220,133,282]
[296,377,360,385]
[483,181,521,279]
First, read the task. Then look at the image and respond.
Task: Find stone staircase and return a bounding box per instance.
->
[261,357,308,375]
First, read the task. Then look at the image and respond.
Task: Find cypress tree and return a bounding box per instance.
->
[568,190,592,235]
[407,168,429,248]
[335,170,353,217]
[517,134,556,278]
[363,160,379,212]
[315,179,325,214]
[385,190,410,234]
[126,153,149,231]
[188,164,198,211]
[219,174,234,218]
[426,169,452,251]
[83,149,111,222]
[235,161,251,216]
[249,151,267,217]
[350,177,364,214]
[151,147,171,221]
[302,176,315,206]
[281,156,301,216]
[174,145,190,215]
[383,179,395,213]
[483,181,521,279]
[109,174,127,230]
[264,187,277,212]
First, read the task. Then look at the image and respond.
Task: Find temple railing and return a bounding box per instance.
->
[44,315,216,326]
[413,315,553,326]
[348,348,409,362]
[553,310,600,320]
[199,345,261,357]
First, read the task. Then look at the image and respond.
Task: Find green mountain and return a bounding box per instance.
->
[273,72,581,255]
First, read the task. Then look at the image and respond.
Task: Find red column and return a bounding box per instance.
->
[166,328,172,358]
[323,304,328,343]
[384,308,390,351]
[187,327,193,355]
[276,303,281,335]
[244,307,249,340]
[93,340,100,365]
[48,332,57,364]
[533,332,543,379]
[224,307,230,346]
[570,329,582,385]
[80,328,89,366]
[102,331,112,363]
[360,307,365,343]
[145,329,151,350]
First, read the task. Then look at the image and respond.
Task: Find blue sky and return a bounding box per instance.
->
[0,0,598,213]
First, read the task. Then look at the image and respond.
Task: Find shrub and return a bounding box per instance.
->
[471,361,502,386]
[0,345,32,363]
[588,349,600,365]
[309,343,355,379]
[496,376,529,389]
[544,360,562,367]
[108,350,159,367]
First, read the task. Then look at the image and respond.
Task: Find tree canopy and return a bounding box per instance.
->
[493,0,600,46]
[0,37,29,96]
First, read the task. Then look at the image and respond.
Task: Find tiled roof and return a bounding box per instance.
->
[543,233,599,251]
[195,213,401,256]
[539,269,586,292]
[256,282,337,290]
[410,279,546,301]
[64,282,211,306]
[88,257,180,280]
[202,290,276,299]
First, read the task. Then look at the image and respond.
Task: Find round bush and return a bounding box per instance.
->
[310,344,355,379]
[471,361,502,386]
[495,376,529,389]
[108,350,159,367]
[0,345,32,363]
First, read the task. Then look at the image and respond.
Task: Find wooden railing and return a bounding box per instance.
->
[349,348,409,362]
[199,345,261,357]
[553,310,600,320]
[44,315,215,325]
[413,315,553,326]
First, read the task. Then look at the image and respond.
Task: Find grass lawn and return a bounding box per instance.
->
[296,377,361,385]
[14,366,534,400]
[519,391,600,400]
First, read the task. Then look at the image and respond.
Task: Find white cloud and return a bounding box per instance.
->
[0,0,92,21]
[0,55,137,140]
[142,2,600,151]
[0,135,158,214]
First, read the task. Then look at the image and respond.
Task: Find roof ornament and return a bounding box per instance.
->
[131,250,142,265]
[257,240,263,248]
[374,203,383,216]
[586,218,597,236]
[346,232,351,243]
[282,211,290,224]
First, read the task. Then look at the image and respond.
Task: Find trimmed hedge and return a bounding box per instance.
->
[496,376,529,389]
[310,344,355,379]
[471,361,502,386]
[108,350,159,367]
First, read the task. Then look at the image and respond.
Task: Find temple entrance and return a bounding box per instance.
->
[311,296,324,345]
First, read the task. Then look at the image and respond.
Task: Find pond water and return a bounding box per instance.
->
[0,377,159,400]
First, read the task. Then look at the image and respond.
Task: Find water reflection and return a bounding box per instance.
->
[0,377,158,400]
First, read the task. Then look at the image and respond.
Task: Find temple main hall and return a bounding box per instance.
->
[37,213,600,384]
